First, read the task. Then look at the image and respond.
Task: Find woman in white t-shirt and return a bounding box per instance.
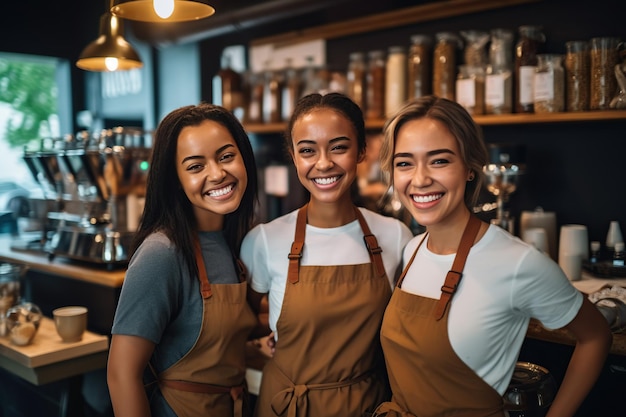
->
[240,92,413,417]
[373,95,612,417]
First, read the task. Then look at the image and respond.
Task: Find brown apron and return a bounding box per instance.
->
[375,215,505,417]
[156,237,257,417]
[255,205,392,417]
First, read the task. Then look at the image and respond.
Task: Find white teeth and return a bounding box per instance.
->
[413,194,442,203]
[208,184,233,197]
[314,176,339,185]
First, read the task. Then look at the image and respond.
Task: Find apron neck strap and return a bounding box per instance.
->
[433,215,482,320]
[194,236,213,299]
[354,207,386,277]
[287,205,308,284]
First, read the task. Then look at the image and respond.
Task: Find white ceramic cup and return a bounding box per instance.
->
[53,306,88,343]
[559,253,582,281]
[558,224,589,262]
[522,227,549,254]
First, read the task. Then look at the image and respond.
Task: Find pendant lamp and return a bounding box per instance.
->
[111,0,215,22]
[76,13,143,72]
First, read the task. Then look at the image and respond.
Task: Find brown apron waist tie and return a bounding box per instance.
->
[159,379,245,417]
[269,361,373,417]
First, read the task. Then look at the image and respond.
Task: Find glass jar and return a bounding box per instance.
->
[485,28,514,114]
[565,41,590,112]
[460,30,489,67]
[433,32,461,100]
[281,58,301,122]
[456,65,485,115]
[263,67,282,124]
[346,52,366,111]
[0,263,21,337]
[385,46,407,117]
[366,50,386,120]
[407,34,432,100]
[245,72,264,124]
[515,25,546,113]
[534,54,565,113]
[590,37,620,110]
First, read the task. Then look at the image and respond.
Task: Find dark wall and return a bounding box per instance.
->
[200,0,625,243]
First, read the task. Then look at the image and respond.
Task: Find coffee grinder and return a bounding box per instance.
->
[483,143,525,234]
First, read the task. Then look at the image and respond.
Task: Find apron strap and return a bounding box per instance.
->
[354,207,386,278]
[433,215,482,321]
[194,236,212,299]
[287,205,308,284]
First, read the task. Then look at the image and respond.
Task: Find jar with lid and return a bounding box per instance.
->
[534,54,565,113]
[385,46,407,117]
[460,30,489,67]
[515,25,546,113]
[407,34,432,100]
[565,41,590,112]
[590,37,620,110]
[433,32,461,100]
[485,28,514,114]
[456,65,485,115]
[346,52,366,111]
[366,50,386,120]
[281,58,301,122]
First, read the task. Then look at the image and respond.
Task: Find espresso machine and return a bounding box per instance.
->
[19,127,151,267]
[482,143,525,234]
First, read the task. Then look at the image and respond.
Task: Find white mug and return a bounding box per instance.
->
[520,208,557,260]
[558,224,589,262]
[559,253,582,281]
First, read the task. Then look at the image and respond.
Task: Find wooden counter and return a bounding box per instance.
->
[0,317,108,385]
[0,236,125,288]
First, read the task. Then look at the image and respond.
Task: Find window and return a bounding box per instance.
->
[0,52,71,185]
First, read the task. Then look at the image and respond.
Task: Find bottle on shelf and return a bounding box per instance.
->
[245,71,264,124]
[407,34,432,100]
[589,241,601,264]
[385,46,407,117]
[212,54,243,114]
[365,49,386,120]
[281,58,301,122]
[613,241,625,267]
[433,32,462,101]
[262,62,282,124]
[564,40,590,112]
[590,37,621,110]
[485,28,514,115]
[456,65,485,115]
[346,52,366,111]
[514,25,545,113]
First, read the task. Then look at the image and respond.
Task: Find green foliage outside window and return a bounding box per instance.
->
[0,58,57,148]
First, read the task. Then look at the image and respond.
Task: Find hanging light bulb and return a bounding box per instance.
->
[76,13,143,72]
[153,0,175,19]
[111,0,215,22]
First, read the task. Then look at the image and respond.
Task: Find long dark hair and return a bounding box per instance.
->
[132,103,258,277]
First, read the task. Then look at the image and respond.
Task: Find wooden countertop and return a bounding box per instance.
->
[0,236,125,288]
[0,317,109,385]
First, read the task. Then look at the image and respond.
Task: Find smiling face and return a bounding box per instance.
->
[290,108,362,208]
[393,117,472,231]
[176,119,247,231]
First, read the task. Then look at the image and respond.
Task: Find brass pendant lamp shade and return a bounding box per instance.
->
[76,13,143,72]
[111,0,215,22]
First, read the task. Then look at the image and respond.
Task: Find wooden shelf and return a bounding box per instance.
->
[251,0,542,48]
[244,111,626,134]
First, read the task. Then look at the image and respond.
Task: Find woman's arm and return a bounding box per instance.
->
[107,334,156,417]
[546,297,612,417]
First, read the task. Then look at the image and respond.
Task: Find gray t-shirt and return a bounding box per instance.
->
[111,230,238,416]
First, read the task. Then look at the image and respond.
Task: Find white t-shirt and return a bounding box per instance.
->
[400,224,583,395]
[240,207,414,340]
